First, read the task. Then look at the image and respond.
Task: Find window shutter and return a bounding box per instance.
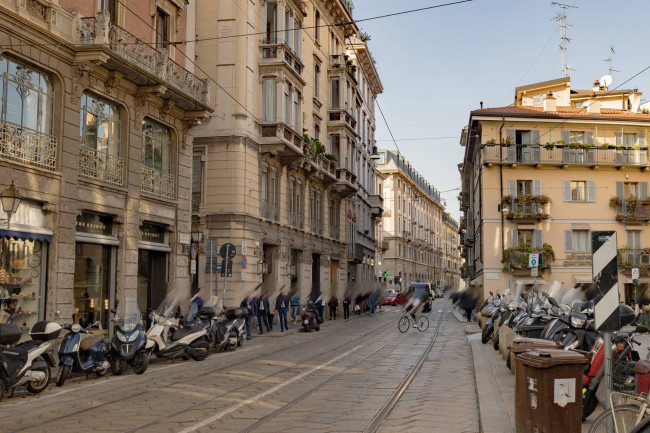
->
[565,231,573,253]
[532,146,540,163]
[616,181,624,199]
[561,130,570,143]
[641,182,649,200]
[638,133,646,146]
[533,230,543,248]
[507,146,516,162]
[508,179,517,196]
[563,180,571,201]
[587,231,592,253]
[615,132,623,146]
[586,180,596,202]
[506,129,516,144]
[510,229,518,248]
[585,131,594,145]
[531,130,540,144]
[532,180,542,196]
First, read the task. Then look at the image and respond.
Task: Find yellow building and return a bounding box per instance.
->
[460,76,650,303]
[442,213,462,291]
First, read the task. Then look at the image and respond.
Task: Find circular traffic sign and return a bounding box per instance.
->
[220,243,236,259]
[190,243,198,260]
[241,255,247,269]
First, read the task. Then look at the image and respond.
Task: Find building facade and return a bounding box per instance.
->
[460,76,650,302]
[0,0,210,336]
[442,212,461,291]
[191,0,383,306]
[377,150,445,291]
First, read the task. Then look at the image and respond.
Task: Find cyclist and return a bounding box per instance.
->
[402,293,422,327]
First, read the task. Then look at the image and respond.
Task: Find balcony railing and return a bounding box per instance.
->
[611,198,650,222]
[290,211,304,230]
[260,40,303,75]
[140,166,175,200]
[328,109,357,130]
[311,219,323,235]
[259,122,304,156]
[78,14,209,108]
[329,224,339,240]
[261,199,279,221]
[192,191,201,212]
[482,144,648,167]
[0,121,57,170]
[78,146,124,187]
[619,249,650,267]
[504,200,550,222]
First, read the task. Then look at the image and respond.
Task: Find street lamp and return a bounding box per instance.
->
[0,181,22,228]
[370,146,380,161]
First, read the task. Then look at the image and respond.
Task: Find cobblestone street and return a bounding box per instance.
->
[0,299,480,433]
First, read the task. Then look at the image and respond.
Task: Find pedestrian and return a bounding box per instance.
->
[240,292,254,340]
[343,295,351,320]
[355,294,363,315]
[369,290,378,316]
[458,290,477,322]
[264,293,274,331]
[256,293,270,334]
[316,294,325,323]
[275,287,289,332]
[328,295,338,320]
[640,287,650,328]
[290,292,300,324]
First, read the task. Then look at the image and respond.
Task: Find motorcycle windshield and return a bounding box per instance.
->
[117,297,141,332]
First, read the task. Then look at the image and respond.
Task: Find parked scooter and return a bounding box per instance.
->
[302,301,320,332]
[109,297,148,375]
[0,321,61,400]
[145,299,210,361]
[55,313,111,387]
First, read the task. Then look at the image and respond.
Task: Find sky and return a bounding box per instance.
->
[353,0,650,222]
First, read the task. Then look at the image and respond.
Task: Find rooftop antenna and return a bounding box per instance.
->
[604,46,619,76]
[551,2,578,77]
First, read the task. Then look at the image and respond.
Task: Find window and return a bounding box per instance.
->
[261,166,279,220]
[100,0,117,20]
[330,135,340,165]
[627,230,641,250]
[516,130,531,145]
[192,152,203,211]
[571,181,585,201]
[624,182,639,198]
[264,2,277,43]
[293,91,300,132]
[155,9,169,49]
[330,78,340,108]
[518,229,533,247]
[284,83,291,124]
[314,124,320,142]
[516,180,532,196]
[262,78,276,121]
[80,92,120,156]
[142,118,172,173]
[563,180,596,202]
[565,230,590,253]
[314,11,320,43]
[623,133,636,147]
[0,56,53,134]
[314,64,320,99]
[568,131,585,143]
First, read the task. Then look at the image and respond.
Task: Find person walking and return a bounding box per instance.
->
[355,294,363,315]
[264,293,274,331]
[240,293,254,340]
[458,290,477,322]
[315,294,325,323]
[343,295,351,320]
[290,293,300,324]
[275,288,289,332]
[328,295,338,320]
[369,290,378,316]
[256,293,270,334]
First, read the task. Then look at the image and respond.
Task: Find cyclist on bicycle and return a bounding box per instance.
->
[402,293,422,327]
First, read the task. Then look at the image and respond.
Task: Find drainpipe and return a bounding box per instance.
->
[499,117,506,284]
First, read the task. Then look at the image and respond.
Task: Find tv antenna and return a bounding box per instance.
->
[551,2,578,77]
[603,46,619,76]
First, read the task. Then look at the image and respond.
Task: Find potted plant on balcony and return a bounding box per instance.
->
[502,136,513,147]
[623,260,634,268]
[544,141,555,150]
[610,196,622,208]
[486,138,496,144]
[324,153,338,162]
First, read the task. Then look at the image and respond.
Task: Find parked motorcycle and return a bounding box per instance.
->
[109,297,148,375]
[302,302,320,332]
[0,321,61,400]
[55,314,111,387]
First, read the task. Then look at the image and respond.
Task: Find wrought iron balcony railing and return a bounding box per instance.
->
[78,146,124,187]
[311,218,323,235]
[290,211,304,230]
[0,121,57,170]
[140,166,175,200]
[329,224,339,240]
[261,199,279,221]
[191,191,201,212]
[482,144,648,167]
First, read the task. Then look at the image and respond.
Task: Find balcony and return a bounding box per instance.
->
[261,199,279,221]
[76,13,210,111]
[504,244,555,272]
[260,39,304,80]
[329,224,339,240]
[381,239,389,251]
[610,197,650,224]
[368,194,383,217]
[618,249,650,270]
[258,122,304,159]
[290,211,304,230]
[0,121,57,170]
[191,191,201,213]
[328,54,357,82]
[482,144,648,168]
[328,108,357,132]
[311,219,323,236]
[140,166,174,200]
[348,243,364,264]
[503,198,550,223]
[78,146,124,187]
[402,231,412,241]
[334,168,358,196]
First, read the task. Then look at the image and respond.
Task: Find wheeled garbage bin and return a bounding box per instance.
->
[515,348,589,433]
[507,337,562,374]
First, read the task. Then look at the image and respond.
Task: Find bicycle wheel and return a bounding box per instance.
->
[589,404,646,433]
[417,315,429,332]
[398,316,410,333]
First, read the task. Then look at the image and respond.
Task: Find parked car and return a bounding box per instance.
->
[382,293,398,306]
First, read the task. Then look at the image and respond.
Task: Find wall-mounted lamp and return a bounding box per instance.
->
[257,257,268,275]
[0,181,22,228]
[370,146,380,161]
[191,230,203,243]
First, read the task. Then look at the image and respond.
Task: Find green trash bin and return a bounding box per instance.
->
[515,348,589,433]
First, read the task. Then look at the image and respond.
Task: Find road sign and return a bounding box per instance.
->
[241,255,247,269]
[190,243,198,260]
[220,243,236,260]
[530,267,538,277]
[592,231,620,331]
[633,267,640,280]
[205,239,219,272]
[190,259,197,275]
[383,272,390,278]
[242,241,248,255]
[220,259,233,277]
[529,253,539,268]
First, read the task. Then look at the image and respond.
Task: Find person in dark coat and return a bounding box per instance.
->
[264,293,274,331]
[275,287,289,332]
[256,293,270,334]
[328,296,338,320]
[343,295,351,320]
[458,290,477,322]
[315,294,325,323]
[240,293,254,340]
[355,294,364,315]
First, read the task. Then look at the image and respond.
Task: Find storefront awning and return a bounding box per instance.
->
[138,240,171,252]
[0,228,52,242]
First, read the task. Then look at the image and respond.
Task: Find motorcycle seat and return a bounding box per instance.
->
[80,335,104,351]
[634,360,650,374]
[0,343,30,361]
[171,324,202,342]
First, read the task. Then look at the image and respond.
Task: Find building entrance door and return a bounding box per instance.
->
[311,253,321,297]
[137,249,168,313]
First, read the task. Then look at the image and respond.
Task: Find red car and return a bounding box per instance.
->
[382,293,398,305]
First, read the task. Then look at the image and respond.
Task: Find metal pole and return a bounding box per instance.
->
[209,242,213,298]
[602,331,613,410]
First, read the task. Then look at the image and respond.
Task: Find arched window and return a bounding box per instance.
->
[142,118,172,173]
[80,92,120,156]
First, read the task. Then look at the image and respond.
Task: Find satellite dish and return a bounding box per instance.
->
[599,74,613,88]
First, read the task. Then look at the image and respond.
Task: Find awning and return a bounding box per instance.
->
[76,232,119,246]
[0,228,52,242]
[138,240,171,253]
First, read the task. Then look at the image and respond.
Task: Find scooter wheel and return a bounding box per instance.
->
[56,365,71,387]
[481,326,492,344]
[190,340,210,361]
[315,325,320,331]
[111,357,128,376]
[96,368,109,378]
[0,380,5,401]
[26,358,51,394]
[493,333,500,351]
[132,351,149,375]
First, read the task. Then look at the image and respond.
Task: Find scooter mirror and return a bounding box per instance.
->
[547,296,559,308]
[637,324,649,334]
[56,310,60,316]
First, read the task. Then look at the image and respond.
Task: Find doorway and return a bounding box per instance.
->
[137,250,168,312]
[311,253,321,297]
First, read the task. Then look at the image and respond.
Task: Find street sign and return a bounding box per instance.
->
[190,259,197,275]
[530,267,538,277]
[241,255,247,269]
[529,253,539,268]
[220,243,236,259]
[241,241,248,255]
[592,231,620,331]
[220,259,233,277]
[633,267,640,280]
[190,243,198,260]
[206,239,219,272]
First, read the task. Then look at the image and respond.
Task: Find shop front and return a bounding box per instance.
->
[137,222,169,313]
[74,212,117,336]
[0,200,51,334]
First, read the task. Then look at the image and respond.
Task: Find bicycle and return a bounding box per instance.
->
[398,312,429,333]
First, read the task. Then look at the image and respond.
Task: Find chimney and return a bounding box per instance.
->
[543,92,557,112]
[587,92,601,114]
[593,80,601,92]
